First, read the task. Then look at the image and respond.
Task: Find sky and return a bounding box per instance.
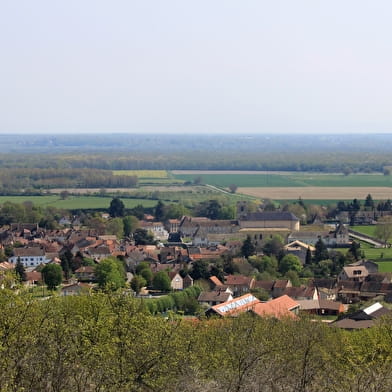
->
[1,1,392,135]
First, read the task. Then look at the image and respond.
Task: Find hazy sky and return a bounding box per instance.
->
[1,1,392,134]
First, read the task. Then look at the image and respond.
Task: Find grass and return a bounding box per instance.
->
[361,247,392,260]
[113,170,169,178]
[350,225,377,237]
[0,195,157,209]
[376,261,392,273]
[172,172,392,188]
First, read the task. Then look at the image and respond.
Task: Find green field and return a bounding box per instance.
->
[0,196,157,209]
[173,172,392,188]
[113,170,169,178]
[174,174,301,187]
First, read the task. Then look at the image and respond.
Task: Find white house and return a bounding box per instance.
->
[8,247,52,267]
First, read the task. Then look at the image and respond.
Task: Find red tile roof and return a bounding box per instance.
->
[251,295,299,319]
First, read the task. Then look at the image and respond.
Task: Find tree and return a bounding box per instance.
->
[164,203,189,220]
[133,228,156,245]
[305,247,312,265]
[108,197,125,218]
[279,254,302,275]
[95,257,125,290]
[285,270,301,286]
[241,235,256,258]
[314,238,329,263]
[41,263,63,290]
[152,271,171,292]
[375,216,392,246]
[59,190,70,200]
[228,184,238,194]
[193,176,202,185]
[190,259,210,280]
[60,254,71,281]
[131,275,146,294]
[123,215,139,237]
[15,258,27,282]
[106,218,124,238]
[139,268,153,286]
[365,194,375,210]
[348,241,360,261]
[263,235,284,258]
[154,201,165,222]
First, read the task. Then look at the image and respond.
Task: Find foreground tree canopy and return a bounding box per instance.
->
[0,290,392,392]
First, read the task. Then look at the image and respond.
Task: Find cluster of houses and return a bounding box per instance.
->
[0,202,390,328]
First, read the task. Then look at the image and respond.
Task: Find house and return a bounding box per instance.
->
[167,219,180,233]
[209,275,224,289]
[9,247,51,267]
[183,274,194,288]
[224,275,255,296]
[25,271,42,286]
[338,266,369,282]
[61,282,93,296]
[272,279,292,298]
[281,286,318,301]
[75,266,96,282]
[309,278,338,300]
[0,262,14,271]
[284,240,315,265]
[87,245,112,261]
[198,287,233,307]
[251,295,300,319]
[287,224,350,247]
[168,271,183,290]
[297,299,345,316]
[206,293,260,317]
[140,221,169,241]
[337,281,362,303]
[331,302,392,329]
[237,202,300,231]
[348,260,378,274]
[206,293,300,319]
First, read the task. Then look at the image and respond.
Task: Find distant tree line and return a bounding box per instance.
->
[0,151,391,173]
[0,168,137,191]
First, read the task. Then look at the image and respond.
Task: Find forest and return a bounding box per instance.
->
[0,289,391,392]
[1,133,392,172]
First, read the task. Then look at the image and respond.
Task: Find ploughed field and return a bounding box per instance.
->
[238,187,392,200]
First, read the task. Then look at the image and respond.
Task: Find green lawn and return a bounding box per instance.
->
[350,225,377,237]
[376,261,392,272]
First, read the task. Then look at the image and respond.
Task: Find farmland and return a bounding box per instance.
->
[238,187,392,200]
[172,171,392,187]
[113,170,169,178]
[0,196,157,210]
[172,171,392,200]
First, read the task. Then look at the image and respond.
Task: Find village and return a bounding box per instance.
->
[1,199,391,330]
